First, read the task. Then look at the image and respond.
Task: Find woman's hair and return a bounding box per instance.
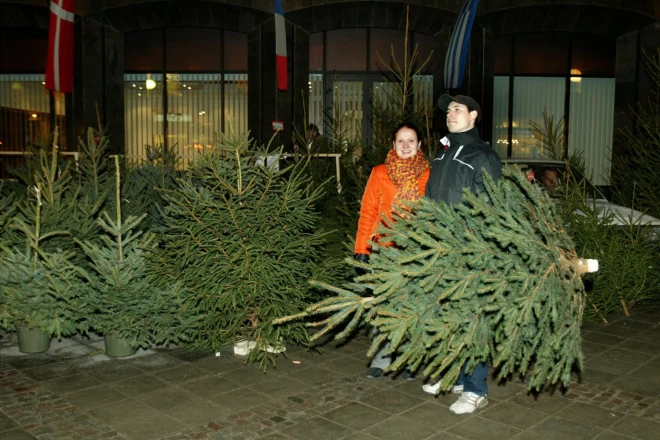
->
[391,122,422,144]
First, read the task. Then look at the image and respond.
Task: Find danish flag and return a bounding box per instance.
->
[45,0,75,93]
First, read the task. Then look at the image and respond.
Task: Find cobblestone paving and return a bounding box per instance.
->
[0,363,128,440]
[1,314,659,440]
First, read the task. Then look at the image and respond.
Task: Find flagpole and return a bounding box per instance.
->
[49,89,56,137]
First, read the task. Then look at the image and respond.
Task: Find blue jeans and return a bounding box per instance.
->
[457,361,488,396]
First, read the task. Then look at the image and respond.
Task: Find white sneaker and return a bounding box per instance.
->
[449,392,488,414]
[422,381,464,395]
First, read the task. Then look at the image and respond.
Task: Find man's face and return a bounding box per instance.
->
[446,102,477,133]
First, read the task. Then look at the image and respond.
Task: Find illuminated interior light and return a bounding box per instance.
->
[31,113,38,118]
[570,68,582,83]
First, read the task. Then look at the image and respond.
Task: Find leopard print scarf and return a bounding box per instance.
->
[385,148,429,210]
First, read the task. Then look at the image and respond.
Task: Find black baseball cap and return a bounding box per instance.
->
[437,94,481,123]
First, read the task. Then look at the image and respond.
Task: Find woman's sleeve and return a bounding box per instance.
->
[354,169,381,254]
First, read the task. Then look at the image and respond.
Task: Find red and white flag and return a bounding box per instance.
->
[45,0,75,94]
[274,0,287,91]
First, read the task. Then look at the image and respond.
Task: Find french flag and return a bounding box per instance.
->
[274,0,287,91]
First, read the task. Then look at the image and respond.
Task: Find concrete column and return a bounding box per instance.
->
[71,18,124,154]
[248,18,309,150]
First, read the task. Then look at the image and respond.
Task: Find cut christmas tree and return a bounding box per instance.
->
[147,132,330,368]
[276,168,597,391]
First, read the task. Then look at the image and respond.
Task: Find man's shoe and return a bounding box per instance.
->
[422,381,464,395]
[366,367,383,379]
[449,392,488,414]
[400,369,416,381]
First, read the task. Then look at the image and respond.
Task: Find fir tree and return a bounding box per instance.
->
[76,156,196,348]
[276,168,594,391]
[148,132,329,367]
[121,143,181,235]
[0,180,88,337]
[611,49,660,219]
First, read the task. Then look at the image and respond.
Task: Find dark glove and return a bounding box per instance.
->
[353,253,369,264]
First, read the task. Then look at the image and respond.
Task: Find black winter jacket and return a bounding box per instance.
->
[425,127,502,204]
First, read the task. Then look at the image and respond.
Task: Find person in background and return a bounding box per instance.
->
[307,123,327,152]
[423,94,501,414]
[354,121,430,380]
[543,168,560,190]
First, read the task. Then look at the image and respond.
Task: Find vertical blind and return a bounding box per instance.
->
[124,73,247,166]
[512,77,565,158]
[124,73,164,164]
[491,76,510,158]
[568,78,615,185]
[308,74,324,134]
[332,81,363,141]
[0,74,66,153]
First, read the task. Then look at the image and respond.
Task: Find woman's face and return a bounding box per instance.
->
[392,127,421,159]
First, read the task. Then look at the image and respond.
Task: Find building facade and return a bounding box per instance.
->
[1,0,658,184]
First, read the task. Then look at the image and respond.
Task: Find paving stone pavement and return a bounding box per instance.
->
[1,307,659,440]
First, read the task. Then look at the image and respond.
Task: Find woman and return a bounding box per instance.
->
[354,121,430,379]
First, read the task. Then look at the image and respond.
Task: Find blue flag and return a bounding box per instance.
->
[444,0,480,89]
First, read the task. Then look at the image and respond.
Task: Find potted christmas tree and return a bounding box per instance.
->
[77,156,195,356]
[0,188,89,352]
[0,127,110,352]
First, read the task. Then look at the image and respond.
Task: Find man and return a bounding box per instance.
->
[423,94,501,415]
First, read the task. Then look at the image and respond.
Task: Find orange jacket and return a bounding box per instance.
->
[354,164,430,254]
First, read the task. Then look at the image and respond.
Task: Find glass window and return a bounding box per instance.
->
[332,80,363,140]
[224,31,247,71]
[492,76,510,158]
[494,35,512,75]
[125,30,164,72]
[0,74,66,155]
[326,29,367,71]
[308,74,324,128]
[514,33,569,75]
[0,38,48,73]
[414,33,435,75]
[369,29,405,72]
[223,73,248,137]
[166,28,222,72]
[511,77,565,158]
[568,78,615,185]
[571,34,615,77]
[310,32,323,71]
[124,73,164,163]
